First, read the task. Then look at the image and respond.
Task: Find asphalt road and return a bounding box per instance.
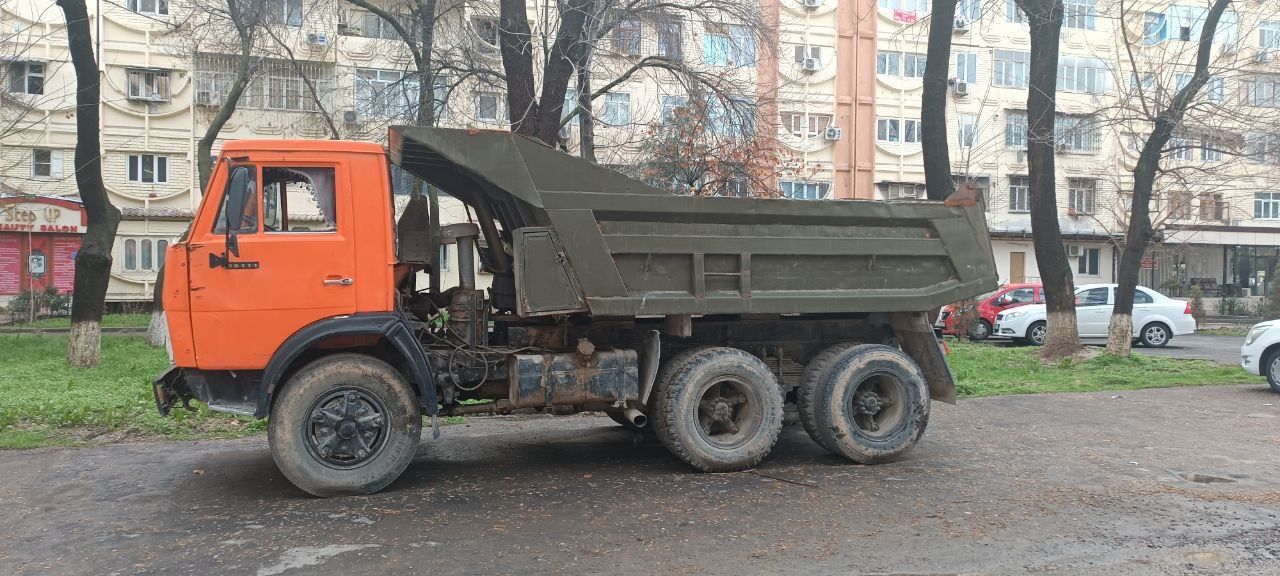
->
[3,385,1279,576]
[989,332,1244,364]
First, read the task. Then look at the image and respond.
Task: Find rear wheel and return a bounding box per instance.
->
[967,320,992,341]
[1026,321,1047,346]
[813,345,930,464]
[1140,322,1171,348]
[652,347,783,472]
[268,354,421,497]
[799,343,856,452]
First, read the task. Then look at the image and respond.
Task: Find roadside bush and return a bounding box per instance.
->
[1216,294,1245,316]
[6,288,71,323]
[1255,277,1280,320]
[1189,286,1207,323]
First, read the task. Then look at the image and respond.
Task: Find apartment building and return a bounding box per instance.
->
[873,0,1280,295]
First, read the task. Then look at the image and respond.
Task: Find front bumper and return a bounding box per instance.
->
[153,366,194,416]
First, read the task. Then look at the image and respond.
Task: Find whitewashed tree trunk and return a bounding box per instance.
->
[68,321,102,368]
[146,311,167,348]
[1040,310,1080,359]
[1105,313,1133,356]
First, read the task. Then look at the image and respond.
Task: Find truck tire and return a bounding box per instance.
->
[268,354,422,497]
[653,347,784,472]
[814,344,930,465]
[798,343,858,453]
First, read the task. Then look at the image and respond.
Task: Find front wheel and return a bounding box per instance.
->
[1140,323,1171,348]
[268,354,422,497]
[1266,351,1280,394]
[1026,321,1047,346]
[967,320,992,341]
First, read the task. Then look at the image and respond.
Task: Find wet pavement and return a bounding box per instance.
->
[1,385,1279,576]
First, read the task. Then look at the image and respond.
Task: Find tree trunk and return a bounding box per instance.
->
[197,0,256,191]
[1019,0,1077,359]
[498,0,540,137]
[576,65,596,162]
[921,0,956,201]
[1105,0,1232,356]
[59,0,121,367]
[146,268,167,347]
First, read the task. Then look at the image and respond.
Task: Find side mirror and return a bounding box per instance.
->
[224,166,251,257]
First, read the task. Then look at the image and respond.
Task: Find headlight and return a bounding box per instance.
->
[1246,324,1271,346]
[1003,310,1027,320]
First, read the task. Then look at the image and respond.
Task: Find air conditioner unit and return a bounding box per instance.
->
[1222,41,1237,54]
[951,80,969,96]
[343,110,360,124]
[824,126,842,141]
[1066,244,1082,257]
[1015,150,1027,163]
[803,0,822,8]
[1229,219,1243,227]
[803,57,821,71]
[1256,50,1271,63]
[954,17,969,32]
[306,32,329,47]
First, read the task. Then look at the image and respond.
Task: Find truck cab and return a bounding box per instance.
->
[156,127,996,497]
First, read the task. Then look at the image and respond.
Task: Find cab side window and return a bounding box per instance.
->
[213,165,259,234]
[262,167,338,232]
[1079,287,1109,306]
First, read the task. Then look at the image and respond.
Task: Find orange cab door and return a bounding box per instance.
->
[187,162,357,370]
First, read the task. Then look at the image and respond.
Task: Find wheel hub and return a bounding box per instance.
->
[855,391,883,415]
[306,388,387,468]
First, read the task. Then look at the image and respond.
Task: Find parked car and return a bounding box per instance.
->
[1239,321,1280,393]
[937,283,1044,340]
[992,284,1196,347]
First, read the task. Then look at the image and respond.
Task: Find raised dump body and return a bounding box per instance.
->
[389,126,997,319]
[155,128,999,497]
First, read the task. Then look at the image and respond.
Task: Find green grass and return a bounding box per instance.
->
[948,341,1262,397]
[1198,326,1249,338]
[6,314,152,329]
[0,334,260,448]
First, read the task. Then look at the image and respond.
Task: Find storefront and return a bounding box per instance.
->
[0,197,85,300]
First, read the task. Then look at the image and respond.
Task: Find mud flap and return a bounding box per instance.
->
[890,311,957,404]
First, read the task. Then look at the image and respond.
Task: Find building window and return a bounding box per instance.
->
[780,180,831,200]
[1063,0,1096,30]
[603,92,631,126]
[1247,133,1280,164]
[1200,193,1226,221]
[1005,111,1027,149]
[6,61,43,95]
[1244,75,1280,108]
[1077,248,1100,275]
[1255,192,1280,219]
[878,181,927,200]
[903,119,920,143]
[1008,176,1029,212]
[957,114,978,148]
[794,45,824,67]
[877,52,926,78]
[195,56,331,111]
[432,77,448,121]
[1006,0,1028,23]
[126,0,168,15]
[128,154,168,183]
[475,92,501,122]
[124,239,137,271]
[1202,136,1222,162]
[31,149,62,179]
[660,95,688,124]
[1170,136,1193,161]
[1057,56,1109,94]
[657,21,684,61]
[1169,191,1194,219]
[1068,178,1097,214]
[782,112,833,138]
[703,25,755,68]
[473,17,499,46]
[358,10,407,40]
[957,0,981,21]
[1206,76,1225,103]
[877,117,899,142]
[613,19,641,56]
[993,50,1029,88]
[878,0,928,11]
[1055,115,1100,152]
[1261,21,1280,52]
[126,69,170,101]
[269,0,303,27]
[122,238,168,271]
[355,68,419,118]
[954,52,977,84]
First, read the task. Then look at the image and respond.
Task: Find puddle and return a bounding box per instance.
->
[1177,472,1237,484]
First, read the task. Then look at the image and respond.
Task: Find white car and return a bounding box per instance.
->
[1240,321,1280,394]
[991,284,1196,347]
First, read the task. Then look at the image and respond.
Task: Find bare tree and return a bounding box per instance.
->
[1015,0,1079,359]
[56,0,121,367]
[498,0,593,144]
[1105,0,1235,355]
[922,0,958,200]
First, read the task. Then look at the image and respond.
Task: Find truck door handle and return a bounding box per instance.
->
[323,277,354,286]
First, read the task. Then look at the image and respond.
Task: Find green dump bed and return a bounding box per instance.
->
[389,126,998,319]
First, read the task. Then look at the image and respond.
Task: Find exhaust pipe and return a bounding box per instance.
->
[623,408,648,428]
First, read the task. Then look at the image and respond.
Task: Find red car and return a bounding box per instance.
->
[937,283,1044,340]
